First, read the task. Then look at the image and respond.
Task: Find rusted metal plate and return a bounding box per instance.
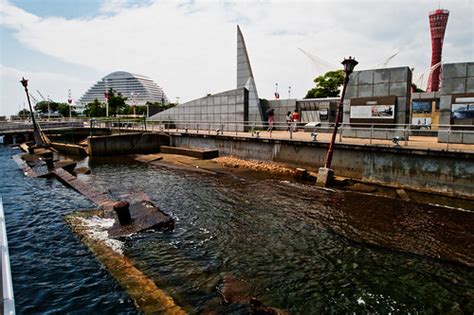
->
[107,200,173,238]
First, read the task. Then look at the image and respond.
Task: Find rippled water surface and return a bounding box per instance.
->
[2,146,474,314]
[87,156,474,314]
[0,147,138,314]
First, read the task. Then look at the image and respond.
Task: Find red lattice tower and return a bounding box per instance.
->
[426,9,449,92]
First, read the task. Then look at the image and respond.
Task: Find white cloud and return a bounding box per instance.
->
[0,0,473,116]
[0,64,91,115]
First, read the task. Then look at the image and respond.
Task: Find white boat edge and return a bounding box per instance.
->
[0,196,15,315]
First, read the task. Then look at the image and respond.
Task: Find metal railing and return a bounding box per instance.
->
[85,118,474,151]
[0,120,84,133]
[3,117,473,151]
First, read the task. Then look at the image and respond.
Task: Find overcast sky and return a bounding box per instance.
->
[1,0,473,115]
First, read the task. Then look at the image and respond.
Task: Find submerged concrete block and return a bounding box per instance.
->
[160,145,219,159]
[316,167,334,187]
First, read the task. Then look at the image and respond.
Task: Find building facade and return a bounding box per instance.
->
[77,71,168,112]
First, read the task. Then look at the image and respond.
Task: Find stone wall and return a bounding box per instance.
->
[265,99,297,129]
[343,67,412,139]
[148,88,249,132]
[438,62,474,144]
[88,132,164,156]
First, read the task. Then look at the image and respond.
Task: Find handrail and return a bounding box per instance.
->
[0,196,15,315]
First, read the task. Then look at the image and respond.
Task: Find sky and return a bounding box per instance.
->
[0,0,473,116]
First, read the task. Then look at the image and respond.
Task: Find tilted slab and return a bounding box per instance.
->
[106,200,174,238]
[160,145,219,159]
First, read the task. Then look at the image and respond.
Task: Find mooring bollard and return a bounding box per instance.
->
[113,201,132,225]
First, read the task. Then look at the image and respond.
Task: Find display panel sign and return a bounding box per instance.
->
[451,104,474,120]
[412,117,432,127]
[412,100,432,114]
[350,105,395,119]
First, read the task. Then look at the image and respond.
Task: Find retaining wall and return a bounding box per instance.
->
[88,132,166,156]
[170,134,474,198]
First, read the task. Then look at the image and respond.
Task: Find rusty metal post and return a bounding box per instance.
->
[324,57,358,169]
[113,201,132,225]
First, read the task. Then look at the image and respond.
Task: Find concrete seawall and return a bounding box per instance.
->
[88,132,167,156]
[170,134,474,198]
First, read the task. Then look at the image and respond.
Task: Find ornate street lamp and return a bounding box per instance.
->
[317,57,358,186]
[20,77,43,146]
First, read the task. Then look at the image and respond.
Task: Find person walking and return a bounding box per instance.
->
[267,109,275,134]
[292,109,300,132]
[286,111,293,131]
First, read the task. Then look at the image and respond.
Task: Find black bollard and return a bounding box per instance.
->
[45,158,54,168]
[113,201,132,225]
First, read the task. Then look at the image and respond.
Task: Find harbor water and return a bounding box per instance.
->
[1,146,473,313]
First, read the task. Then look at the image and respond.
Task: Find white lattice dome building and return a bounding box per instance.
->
[77,71,168,111]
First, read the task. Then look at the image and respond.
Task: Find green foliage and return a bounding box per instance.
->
[84,99,106,117]
[304,70,344,99]
[122,105,147,115]
[145,101,177,116]
[34,100,59,113]
[33,100,76,117]
[57,103,77,117]
[412,84,425,93]
[17,109,30,119]
[107,88,127,116]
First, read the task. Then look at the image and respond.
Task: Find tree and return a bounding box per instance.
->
[34,100,59,113]
[304,70,344,99]
[411,83,425,93]
[107,88,127,116]
[18,109,30,119]
[145,101,177,116]
[57,103,77,117]
[84,99,106,117]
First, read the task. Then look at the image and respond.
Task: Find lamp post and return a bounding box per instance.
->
[67,89,73,120]
[317,56,358,186]
[20,77,43,146]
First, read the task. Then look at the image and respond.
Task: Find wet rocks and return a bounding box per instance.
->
[214,157,295,176]
[216,275,287,314]
[396,189,411,201]
[294,168,316,182]
[217,275,252,304]
[350,183,378,193]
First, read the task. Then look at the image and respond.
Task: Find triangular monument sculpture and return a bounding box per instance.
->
[237,25,263,125]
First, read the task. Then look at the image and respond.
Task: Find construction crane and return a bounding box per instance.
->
[298,48,338,74]
[36,90,52,120]
[28,93,39,104]
[36,90,47,101]
[372,51,400,69]
[412,62,442,91]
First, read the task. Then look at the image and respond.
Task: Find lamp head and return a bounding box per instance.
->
[342,56,358,75]
[20,77,28,88]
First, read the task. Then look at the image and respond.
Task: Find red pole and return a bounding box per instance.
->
[324,74,349,169]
